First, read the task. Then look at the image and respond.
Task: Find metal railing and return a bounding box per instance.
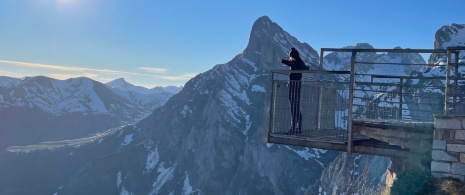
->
[269,71,349,142]
[268,47,465,154]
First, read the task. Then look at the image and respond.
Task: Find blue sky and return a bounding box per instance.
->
[0,0,463,87]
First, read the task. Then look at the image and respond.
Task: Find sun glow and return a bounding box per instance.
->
[57,0,73,4]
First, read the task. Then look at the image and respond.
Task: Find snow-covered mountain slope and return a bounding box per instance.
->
[0,76,178,149]
[323,43,427,76]
[0,76,178,120]
[427,23,465,74]
[0,16,338,195]
[105,78,182,95]
[2,17,463,195]
[0,76,21,87]
[106,78,181,112]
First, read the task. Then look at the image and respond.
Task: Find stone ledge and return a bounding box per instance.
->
[431,161,451,173]
[456,130,465,140]
[432,150,458,162]
[451,163,465,176]
[432,172,465,182]
[447,144,465,153]
[435,115,465,119]
[435,118,462,129]
[433,140,446,150]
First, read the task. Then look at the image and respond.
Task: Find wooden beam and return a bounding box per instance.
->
[268,135,412,158]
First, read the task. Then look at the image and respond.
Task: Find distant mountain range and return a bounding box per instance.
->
[0,76,181,149]
[0,16,463,195]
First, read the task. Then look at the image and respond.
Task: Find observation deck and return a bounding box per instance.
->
[267,47,465,158]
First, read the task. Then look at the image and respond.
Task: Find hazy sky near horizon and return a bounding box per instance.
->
[0,0,463,87]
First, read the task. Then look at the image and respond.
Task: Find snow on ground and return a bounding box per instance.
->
[284,146,325,160]
[144,148,160,174]
[121,134,134,145]
[180,105,192,117]
[252,85,265,92]
[117,171,122,188]
[149,163,176,195]
[120,187,133,195]
[182,172,201,195]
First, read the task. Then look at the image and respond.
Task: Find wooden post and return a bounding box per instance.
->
[453,52,459,113]
[399,78,403,119]
[347,51,356,155]
[445,50,451,115]
[268,72,275,134]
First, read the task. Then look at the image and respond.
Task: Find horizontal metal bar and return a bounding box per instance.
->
[368,74,465,80]
[446,46,465,50]
[271,70,350,74]
[321,48,448,53]
[354,88,402,92]
[355,61,435,66]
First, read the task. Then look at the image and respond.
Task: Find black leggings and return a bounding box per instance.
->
[289,81,302,130]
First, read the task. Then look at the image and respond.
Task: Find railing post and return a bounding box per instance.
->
[347,51,356,155]
[399,78,403,119]
[453,52,459,113]
[268,72,275,134]
[445,50,452,115]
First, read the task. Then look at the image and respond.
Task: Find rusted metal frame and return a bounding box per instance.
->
[347,51,356,155]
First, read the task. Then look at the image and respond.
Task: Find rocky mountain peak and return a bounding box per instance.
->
[353,43,375,49]
[434,23,465,49]
[243,16,319,70]
[428,23,465,65]
[107,78,127,85]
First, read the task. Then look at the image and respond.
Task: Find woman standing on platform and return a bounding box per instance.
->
[278,47,306,134]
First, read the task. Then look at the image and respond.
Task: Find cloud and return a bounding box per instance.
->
[0,69,27,78]
[0,59,153,76]
[159,73,198,81]
[138,67,168,74]
[49,73,99,80]
[0,59,199,87]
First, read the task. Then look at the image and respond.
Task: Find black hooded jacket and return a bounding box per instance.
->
[281,58,306,80]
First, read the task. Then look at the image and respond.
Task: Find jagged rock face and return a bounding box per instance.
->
[244,16,320,70]
[306,153,390,195]
[0,16,338,195]
[423,23,465,115]
[323,43,426,75]
[428,23,465,65]
[434,24,465,50]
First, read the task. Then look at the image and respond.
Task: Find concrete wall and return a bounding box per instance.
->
[431,115,465,182]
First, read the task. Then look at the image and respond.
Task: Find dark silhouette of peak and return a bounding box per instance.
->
[354,43,374,49]
[250,15,283,37]
[244,16,319,70]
